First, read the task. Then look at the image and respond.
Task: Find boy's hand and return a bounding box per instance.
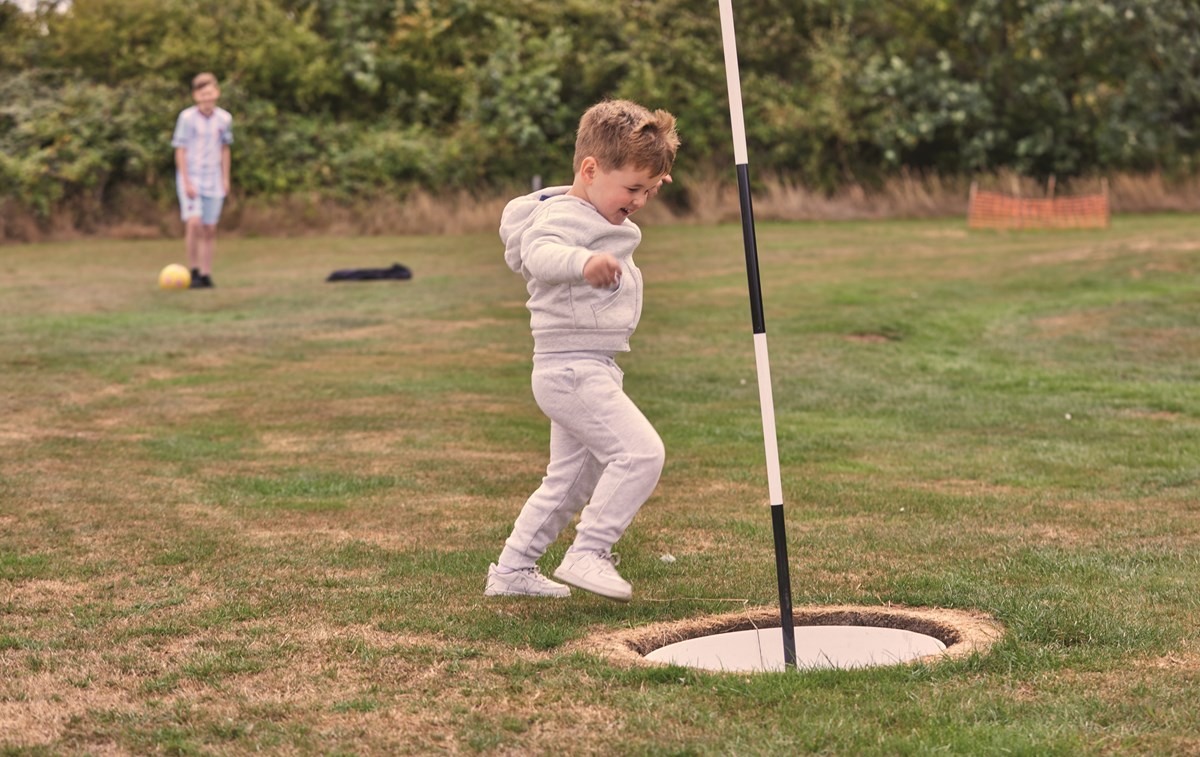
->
[647,173,672,201]
[583,253,621,289]
[184,179,197,199]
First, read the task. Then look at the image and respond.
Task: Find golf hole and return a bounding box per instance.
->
[580,604,1004,674]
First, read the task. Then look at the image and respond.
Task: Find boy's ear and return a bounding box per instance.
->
[578,156,598,183]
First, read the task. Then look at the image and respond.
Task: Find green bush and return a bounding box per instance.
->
[1,0,1197,219]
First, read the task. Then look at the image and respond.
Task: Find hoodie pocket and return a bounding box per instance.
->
[591,277,637,330]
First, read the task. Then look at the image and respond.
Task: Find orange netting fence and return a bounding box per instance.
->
[968,179,1109,230]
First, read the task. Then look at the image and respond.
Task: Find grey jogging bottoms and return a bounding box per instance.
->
[498,352,665,569]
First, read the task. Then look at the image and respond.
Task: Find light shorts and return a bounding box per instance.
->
[178,191,225,225]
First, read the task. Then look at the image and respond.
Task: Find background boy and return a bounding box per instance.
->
[172,72,233,289]
[486,99,680,602]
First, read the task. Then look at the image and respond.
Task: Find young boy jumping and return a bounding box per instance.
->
[485,99,680,602]
[172,72,233,289]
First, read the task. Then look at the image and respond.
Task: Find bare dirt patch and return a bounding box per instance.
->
[575,604,1004,669]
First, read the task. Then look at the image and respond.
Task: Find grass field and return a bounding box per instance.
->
[2,214,1199,755]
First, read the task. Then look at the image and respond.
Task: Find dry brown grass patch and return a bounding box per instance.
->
[1119,409,1184,422]
[1033,310,1113,338]
[915,478,1023,498]
[258,430,402,456]
[979,522,1096,548]
[240,524,420,552]
[845,333,895,344]
[0,670,139,749]
[2,578,94,609]
[0,616,520,752]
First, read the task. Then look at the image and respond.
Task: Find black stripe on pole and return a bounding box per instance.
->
[771,504,797,666]
[735,163,766,335]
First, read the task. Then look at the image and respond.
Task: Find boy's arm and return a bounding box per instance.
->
[174,147,195,198]
[521,228,595,285]
[221,116,233,195]
[523,226,621,289]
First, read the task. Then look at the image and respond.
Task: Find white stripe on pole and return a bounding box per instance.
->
[718,0,749,165]
[753,333,784,505]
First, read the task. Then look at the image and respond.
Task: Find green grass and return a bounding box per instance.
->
[2,215,1199,754]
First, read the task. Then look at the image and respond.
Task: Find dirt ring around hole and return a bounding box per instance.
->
[574,604,1004,669]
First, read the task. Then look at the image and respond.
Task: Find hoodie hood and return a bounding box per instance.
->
[500,186,571,273]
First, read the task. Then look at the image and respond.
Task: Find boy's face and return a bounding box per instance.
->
[576,158,667,226]
[192,83,220,114]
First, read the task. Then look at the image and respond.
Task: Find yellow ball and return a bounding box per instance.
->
[158,264,191,290]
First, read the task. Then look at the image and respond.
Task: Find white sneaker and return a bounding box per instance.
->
[553,550,632,602]
[484,563,571,598]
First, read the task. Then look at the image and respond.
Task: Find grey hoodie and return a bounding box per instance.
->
[501,186,644,354]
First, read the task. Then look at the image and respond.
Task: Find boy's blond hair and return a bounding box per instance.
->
[192,72,218,91]
[573,100,679,177]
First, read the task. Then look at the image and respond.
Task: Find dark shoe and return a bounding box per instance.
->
[189,269,203,288]
[195,274,214,289]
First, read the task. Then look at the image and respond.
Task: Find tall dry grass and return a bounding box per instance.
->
[1106,172,1200,213]
[2,171,1198,244]
[229,190,510,237]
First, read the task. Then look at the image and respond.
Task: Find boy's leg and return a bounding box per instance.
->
[184,218,202,274]
[497,419,604,571]
[546,358,663,601]
[196,196,224,282]
[557,360,664,555]
[198,224,216,277]
[179,180,201,276]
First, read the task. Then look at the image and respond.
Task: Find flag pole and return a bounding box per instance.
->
[717,0,797,669]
